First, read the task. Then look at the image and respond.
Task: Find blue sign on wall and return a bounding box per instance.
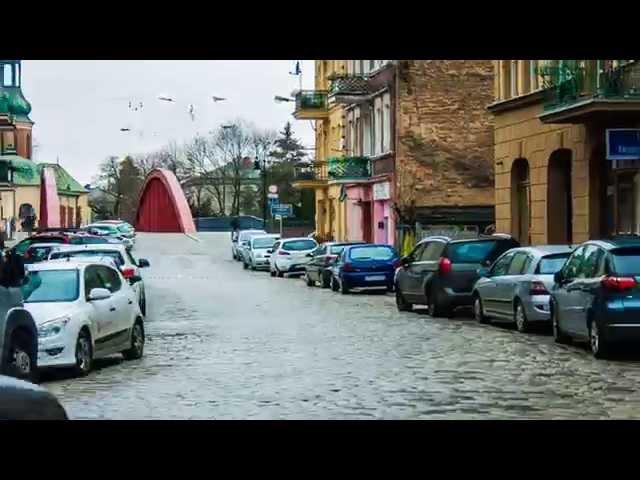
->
[606,129,640,160]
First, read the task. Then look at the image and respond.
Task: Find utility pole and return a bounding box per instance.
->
[254,157,268,230]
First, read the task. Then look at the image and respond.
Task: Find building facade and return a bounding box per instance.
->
[489,60,640,245]
[0,60,89,232]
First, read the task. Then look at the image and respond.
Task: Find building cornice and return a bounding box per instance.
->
[487,90,546,114]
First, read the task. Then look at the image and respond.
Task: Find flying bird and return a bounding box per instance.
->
[212,96,227,102]
[188,104,195,121]
[158,95,175,102]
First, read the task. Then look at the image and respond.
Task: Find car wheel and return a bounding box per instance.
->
[551,301,570,345]
[139,293,147,317]
[321,272,331,289]
[122,319,145,360]
[473,295,489,324]
[395,287,413,312]
[427,286,450,318]
[6,330,36,382]
[250,261,256,271]
[331,276,339,292]
[270,268,276,277]
[305,273,314,287]
[340,278,350,294]
[276,268,284,278]
[514,299,529,333]
[72,329,93,377]
[243,260,248,270]
[589,320,611,359]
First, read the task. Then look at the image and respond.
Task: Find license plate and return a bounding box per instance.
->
[365,275,386,281]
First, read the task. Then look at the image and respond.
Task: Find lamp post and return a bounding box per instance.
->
[253,156,268,230]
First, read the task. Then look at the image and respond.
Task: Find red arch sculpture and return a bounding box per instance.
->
[135,168,196,233]
[39,166,61,229]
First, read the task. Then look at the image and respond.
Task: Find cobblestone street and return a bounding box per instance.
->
[42,233,640,419]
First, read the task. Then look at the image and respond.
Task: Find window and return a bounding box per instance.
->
[314,245,327,256]
[510,60,518,97]
[448,240,499,264]
[14,63,19,87]
[374,97,383,156]
[529,60,539,91]
[409,243,427,262]
[562,246,586,281]
[368,60,376,73]
[252,237,277,249]
[507,252,529,275]
[354,114,361,156]
[2,64,12,87]
[420,242,445,261]
[382,93,391,153]
[349,245,396,261]
[611,248,640,276]
[96,265,122,293]
[537,253,571,274]
[362,109,372,156]
[282,239,317,251]
[579,245,604,279]
[84,266,104,298]
[22,270,80,303]
[491,252,515,276]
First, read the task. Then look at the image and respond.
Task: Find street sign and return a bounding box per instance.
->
[270,203,293,217]
[606,129,640,160]
[267,193,279,199]
[268,185,278,194]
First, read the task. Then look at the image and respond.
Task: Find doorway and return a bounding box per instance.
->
[362,201,372,243]
[547,149,573,244]
[511,158,531,245]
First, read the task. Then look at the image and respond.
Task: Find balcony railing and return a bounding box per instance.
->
[539,61,640,112]
[327,156,371,180]
[328,75,370,104]
[294,162,328,183]
[293,90,328,120]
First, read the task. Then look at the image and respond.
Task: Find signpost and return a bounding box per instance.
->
[606,129,640,160]
[270,203,293,218]
[268,185,278,194]
[275,214,283,236]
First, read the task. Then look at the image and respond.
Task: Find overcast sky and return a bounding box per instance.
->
[21,60,315,185]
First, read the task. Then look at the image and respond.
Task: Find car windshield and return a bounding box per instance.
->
[21,270,79,303]
[537,253,570,274]
[117,224,132,233]
[282,240,317,251]
[16,238,64,255]
[612,248,640,276]
[349,246,396,261]
[253,237,277,249]
[447,241,498,264]
[70,236,110,245]
[92,225,119,234]
[50,250,125,267]
[240,231,265,241]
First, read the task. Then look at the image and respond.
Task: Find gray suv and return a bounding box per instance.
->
[0,251,38,381]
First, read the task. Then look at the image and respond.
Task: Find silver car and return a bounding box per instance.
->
[472,245,573,332]
[232,229,266,261]
[243,234,280,270]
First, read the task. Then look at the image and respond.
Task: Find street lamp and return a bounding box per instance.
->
[253,156,269,229]
[274,95,295,103]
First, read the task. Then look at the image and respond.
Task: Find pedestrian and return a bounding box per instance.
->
[9,217,15,240]
[0,219,6,250]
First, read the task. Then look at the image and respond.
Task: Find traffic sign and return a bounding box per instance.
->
[267,193,279,199]
[270,203,293,217]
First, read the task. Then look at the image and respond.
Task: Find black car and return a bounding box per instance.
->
[551,238,640,358]
[304,241,365,288]
[395,234,520,316]
[0,375,68,419]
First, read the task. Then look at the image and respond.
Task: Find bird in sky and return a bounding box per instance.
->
[120,127,131,132]
[188,104,195,121]
[158,95,175,102]
[212,96,227,102]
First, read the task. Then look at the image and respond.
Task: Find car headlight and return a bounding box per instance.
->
[38,316,71,338]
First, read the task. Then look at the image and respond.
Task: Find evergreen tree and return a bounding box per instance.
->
[270,122,307,163]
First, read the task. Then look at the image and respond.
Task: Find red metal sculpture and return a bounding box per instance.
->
[135,168,196,233]
[39,166,61,229]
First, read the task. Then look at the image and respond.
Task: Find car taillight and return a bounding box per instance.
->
[529,281,549,295]
[602,276,637,291]
[438,257,452,275]
[343,262,355,272]
[278,250,290,256]
[121,267,136,279]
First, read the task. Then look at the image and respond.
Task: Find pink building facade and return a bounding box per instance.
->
[345,175,395,246]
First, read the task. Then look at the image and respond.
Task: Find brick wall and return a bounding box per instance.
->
[395,60,495,218]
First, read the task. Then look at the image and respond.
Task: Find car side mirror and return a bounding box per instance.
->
[130,275,143,284]
[478,267,490,278]
[88,288,111,301]
[137,258,150,268]
[554,271,563,284]
[266,249,273,254]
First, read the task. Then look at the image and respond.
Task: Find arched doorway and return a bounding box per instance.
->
[511,158,530,245]
[547,149,573,244]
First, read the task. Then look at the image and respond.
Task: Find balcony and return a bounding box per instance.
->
[293,90,328,120]
[328,75,371,105]
[327,156,371,181]
[539,61,640,124]
[292,162,328,189]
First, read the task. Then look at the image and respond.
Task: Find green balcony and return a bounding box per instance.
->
[293,90,328,120]
[539,60,640,124]
[327,156,371,181]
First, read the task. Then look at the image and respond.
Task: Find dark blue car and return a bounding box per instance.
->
[330,244,400,294]
[551,238,640,358]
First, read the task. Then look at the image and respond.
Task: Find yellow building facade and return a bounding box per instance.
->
[489,60,640,245]
[292,60,348,241]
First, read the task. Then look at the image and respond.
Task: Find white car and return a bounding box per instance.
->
[47,244,150,315]
[86,223,135,250]
[269,237,318,277]
[233,229,266,261]
[22,260,144,376]
[243,234,280,270]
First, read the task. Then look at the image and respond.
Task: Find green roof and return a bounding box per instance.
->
[0,155,87,194]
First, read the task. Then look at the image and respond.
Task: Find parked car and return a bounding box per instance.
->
[85,224,134,250]
[243,234,280,270]
[22,260,145,376]
[0,375,68,419]
[97,220,136,239]
[12,232,74,257]
[48,244,150,315]
[472,245,573,332]
[550,238,640,358]
[233,229,266,261]
[304,241,366,288]
[238,231,270,265]
[269,237,319,277]
[329,244,400,294]
[394,235,520,316]
[23,243,63,264]
[0,251,38,381]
